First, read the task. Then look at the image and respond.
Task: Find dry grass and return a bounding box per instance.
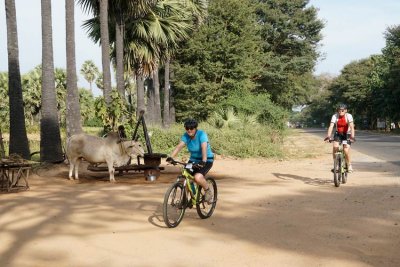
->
[283,129,329,159]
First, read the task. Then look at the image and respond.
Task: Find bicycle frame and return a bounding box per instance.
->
[331,138,350,166]
[178,163,200,207]
[330,138,349,187]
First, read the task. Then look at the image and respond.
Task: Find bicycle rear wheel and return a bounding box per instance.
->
[196,177,218,219]
[333,155,341,187]
[163,182,186,228]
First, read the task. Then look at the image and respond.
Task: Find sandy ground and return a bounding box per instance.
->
[1,130,400,267]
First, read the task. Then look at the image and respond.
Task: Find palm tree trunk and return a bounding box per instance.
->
[169,60,176,124]
[136,74,145,118]
[163,57,170,127]
[146,77,155,124]
[153,66,162,125]
[5,0,30,159]
[65,0,83,137]
[40,0,63,163]
[100,0,112,105]
[169,87,176,124]
[116,20,125,99]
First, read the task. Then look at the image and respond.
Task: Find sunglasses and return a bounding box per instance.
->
[338,109,345,112]
[185,127,195,131]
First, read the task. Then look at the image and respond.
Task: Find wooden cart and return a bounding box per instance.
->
[87,111,167,181]
[0,159,32,192]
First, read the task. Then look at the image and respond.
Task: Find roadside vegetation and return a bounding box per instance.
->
[2,0,399,162]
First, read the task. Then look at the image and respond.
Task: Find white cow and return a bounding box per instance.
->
[66,132,145,182]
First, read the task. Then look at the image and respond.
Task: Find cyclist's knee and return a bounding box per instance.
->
[194,173,204,182]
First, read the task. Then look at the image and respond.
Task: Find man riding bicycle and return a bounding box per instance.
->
[324,104,355,172]
[167,118,214,203]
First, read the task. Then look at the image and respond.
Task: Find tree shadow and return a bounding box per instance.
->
[272,172,332,186]
[1,162,400,266]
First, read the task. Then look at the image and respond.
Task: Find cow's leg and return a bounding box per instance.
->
[107,160,116,182]
[68,158,75,180]
[74,159,80,180]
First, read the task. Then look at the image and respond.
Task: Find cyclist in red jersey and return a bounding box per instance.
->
[324,104,355,172]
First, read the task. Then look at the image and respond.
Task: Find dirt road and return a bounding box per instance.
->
[1,130,399,267]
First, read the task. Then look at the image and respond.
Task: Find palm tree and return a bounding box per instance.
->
[40,0,63,163]
[80,0,156,100]
[22,66,42,125]
[81,0,195,123]
[162,0,208,127]
[80,60,99,93]
[99,0,112,105]
[65,0,83,137]
[5,0,30,159]
[152,67,161,124]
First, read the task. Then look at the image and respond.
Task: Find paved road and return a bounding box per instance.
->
[303,128,400,166]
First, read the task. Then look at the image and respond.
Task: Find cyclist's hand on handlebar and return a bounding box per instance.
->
[166,157,174,163]
[324,136,330,142]
[350,137,356,142]
[196,161,206,168]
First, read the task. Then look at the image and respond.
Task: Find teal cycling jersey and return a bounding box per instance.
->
[181,129,214,163]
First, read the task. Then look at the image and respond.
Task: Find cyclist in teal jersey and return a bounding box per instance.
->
[167,118,214,203]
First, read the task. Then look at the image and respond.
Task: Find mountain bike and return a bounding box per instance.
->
[163,159,217,228]
[329,139,350,187]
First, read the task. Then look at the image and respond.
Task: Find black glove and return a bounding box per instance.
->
[166,157,173,163]
[324,136,330,142]
[197,161,207,168]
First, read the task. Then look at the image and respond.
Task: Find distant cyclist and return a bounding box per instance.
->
[324,104,355,172]
[167,118,214,203]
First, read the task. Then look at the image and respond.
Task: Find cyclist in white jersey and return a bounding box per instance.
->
[324,104,355,172]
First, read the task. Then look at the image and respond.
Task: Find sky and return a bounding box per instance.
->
[1,0,400,96]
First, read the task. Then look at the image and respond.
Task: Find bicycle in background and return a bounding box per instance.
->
[163,158,217,228]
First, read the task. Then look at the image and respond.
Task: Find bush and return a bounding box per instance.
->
[146,123,284,159]
[219,92,289,129]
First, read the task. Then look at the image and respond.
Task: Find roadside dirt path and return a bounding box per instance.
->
[1,130,399,267]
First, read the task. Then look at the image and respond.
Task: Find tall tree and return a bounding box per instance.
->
[79,0,156,104]
[136,75,145,117]
[152,67,161,125]
[382,25,400,123]
[5,0,30,159]
[99,0,112,105]
[40,0,63,162]
[82,0,193,124]
[255,0,324,109]
[65,0,83,137]
[173,0,263,120]
[162,0,207,127]
[80,60,99,93]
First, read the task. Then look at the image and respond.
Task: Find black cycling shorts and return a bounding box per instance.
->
[190,161,213,176]
[334,132,351,145]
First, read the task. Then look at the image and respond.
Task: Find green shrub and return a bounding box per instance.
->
[146,123,284,159]
[220,92,289,129]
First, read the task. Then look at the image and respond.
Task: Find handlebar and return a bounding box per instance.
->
[166,158,203,168]
[324,138,355,143]
[166,158,185,166]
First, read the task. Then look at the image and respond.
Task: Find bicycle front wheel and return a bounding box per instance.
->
[163,182,187,228]
[196,177,218,219]
[341,160,348,184]
[333,155,341,187]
